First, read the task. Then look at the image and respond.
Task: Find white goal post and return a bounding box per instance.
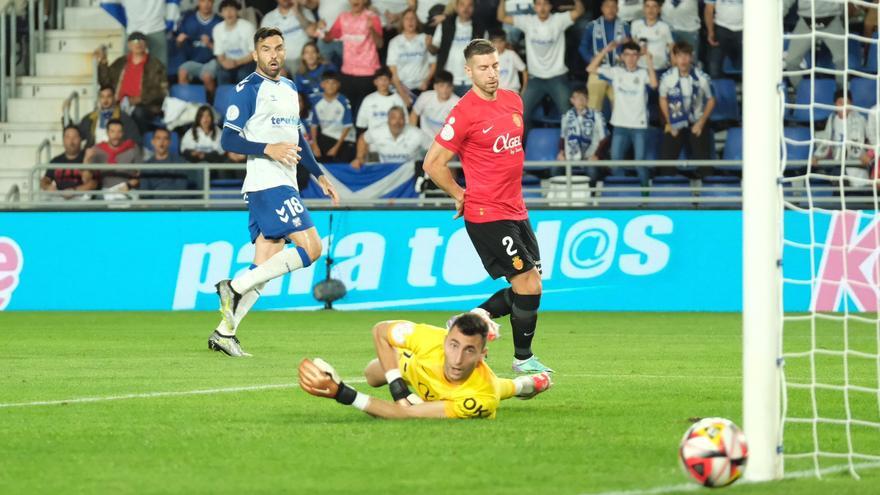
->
[742,0,784,482]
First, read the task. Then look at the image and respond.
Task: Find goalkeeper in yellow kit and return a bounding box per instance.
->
[298,312,552,419]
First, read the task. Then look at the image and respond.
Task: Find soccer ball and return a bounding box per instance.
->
[679,417,748,488]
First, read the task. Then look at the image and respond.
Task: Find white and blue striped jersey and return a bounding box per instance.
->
[223,72,302,193]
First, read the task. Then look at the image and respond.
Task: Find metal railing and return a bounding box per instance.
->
[3,158,878,210]
[1,0,18,122]
[62,89,80,125]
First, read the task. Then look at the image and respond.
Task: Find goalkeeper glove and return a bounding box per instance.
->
[299,358,360,405]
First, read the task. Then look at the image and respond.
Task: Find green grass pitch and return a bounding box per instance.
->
[1,311,877,494]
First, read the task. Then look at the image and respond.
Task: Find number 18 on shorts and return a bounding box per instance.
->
[247,185,315,242]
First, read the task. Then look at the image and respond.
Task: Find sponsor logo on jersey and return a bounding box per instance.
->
[271,116,300,126]
[440,117,456,141]
[492,133,523,154]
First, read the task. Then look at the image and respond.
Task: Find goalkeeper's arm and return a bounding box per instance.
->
[371,321,423,405]
[298,358,449,419]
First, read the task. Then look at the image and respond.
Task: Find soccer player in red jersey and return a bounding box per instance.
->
[422,39,552,374]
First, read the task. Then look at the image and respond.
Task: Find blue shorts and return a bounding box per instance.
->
[246,186,315,243]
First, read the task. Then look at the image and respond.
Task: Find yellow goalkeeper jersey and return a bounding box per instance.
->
[385,320,513,419]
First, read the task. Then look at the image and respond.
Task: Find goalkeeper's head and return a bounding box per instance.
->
[443,313,489,383]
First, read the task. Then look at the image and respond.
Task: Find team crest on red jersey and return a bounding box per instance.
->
[512,113,522,128]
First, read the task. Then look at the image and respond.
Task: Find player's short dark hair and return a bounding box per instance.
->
[644,0,661,6]
[321,70,340,82]
[254,26,283,46]
[488,28,506,41]
[464,38,496,61]
[451,313,489,344]
[98,84,114,94]
[373,66,392,79]
[106,118,124,129]
[571,87,588,98]
[621,41,641,53]
[433,70,453,86]
[834,89,852,102]
[219,0,240,10]
[62,124,81,138]
[672,41,693,55]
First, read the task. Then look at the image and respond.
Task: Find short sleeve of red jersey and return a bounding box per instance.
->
[444,393,498,419]
[434,103,470,155]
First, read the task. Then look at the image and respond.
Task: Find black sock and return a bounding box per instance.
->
[510,292,541,360]
[478,288,513,318]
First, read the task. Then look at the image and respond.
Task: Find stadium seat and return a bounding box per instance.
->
[214,84,236,120]
[525,128,561,162]
[171,84,208,104]
[710,79,739,122]
[787,78,836,123]
[866,33,878,74]
[849,77,877,110]
[783,126,813,170]
[210,178,244,200]
[531,101,562,127]
[598,175,641,200]
[142,131,181,155]
[700,176,741,207]
[848,38,868,74]
[721,127,743,161]
[722,56,741,76]
[650,175,694,206]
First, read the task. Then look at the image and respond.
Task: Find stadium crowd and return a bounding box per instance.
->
[38,0,880,199]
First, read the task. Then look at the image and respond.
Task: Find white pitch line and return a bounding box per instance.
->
[0,378,367,409]
[580,461,880,495]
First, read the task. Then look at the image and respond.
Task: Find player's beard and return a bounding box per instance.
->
[474,78,498,98]
[260,58,282,79]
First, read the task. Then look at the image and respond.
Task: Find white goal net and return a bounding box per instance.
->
[778,0,880,479]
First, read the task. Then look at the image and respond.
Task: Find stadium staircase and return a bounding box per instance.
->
[0,0,121,195]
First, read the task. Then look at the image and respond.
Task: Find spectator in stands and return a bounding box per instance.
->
[84,119,143,195]
[783,0,845,87]
[316,0,348,66]
[499,0,534,47]
[309,71,357,161]
[96,32,168,134]
[211,0,257,87]
[630,0,673,72]
[78,85,142,148]
[491,29,527,94]
[813,90,870,181]
[182,105,226,163]
[498,0,584,128]
[617,0,643,22]
[119,0,170,68]
[579,0,630,111]
[410,70,460,141]
[658,41,715,177]
[320,0,383,115]
[430,0,489,96]
[176,0,223,92]
[261,0,317,74]
[372,0,410,31]
[387,9,436,108]
[357,67,409,133]
[588,40,657,188]
[294,41,338,98]
[351,106,427,168]
[141,128,201,198]
[558,87,608,183]
[705,0,743,80]
[41,126,98,198]
[660,0,700,61]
